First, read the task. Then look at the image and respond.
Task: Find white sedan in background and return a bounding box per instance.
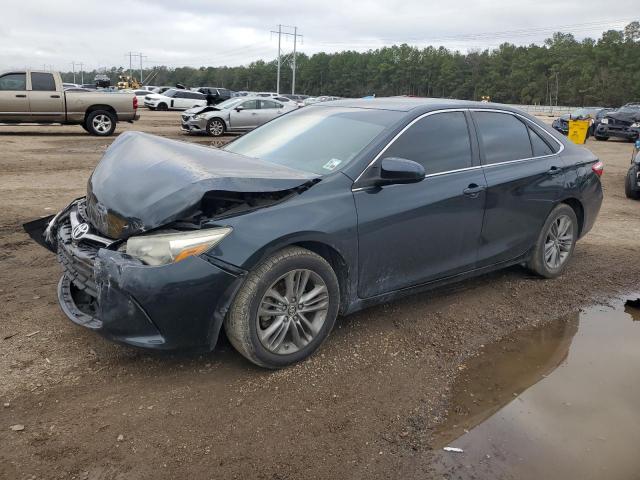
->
[144,88,207,111]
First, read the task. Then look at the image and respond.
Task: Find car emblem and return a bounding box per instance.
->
[71,222,90,241]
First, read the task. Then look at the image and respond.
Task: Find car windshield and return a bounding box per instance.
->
[224,106,403,175]
[216,98,244,110]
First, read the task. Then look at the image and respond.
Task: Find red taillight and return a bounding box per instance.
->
[133,96,138,110]
[592,160,604,177]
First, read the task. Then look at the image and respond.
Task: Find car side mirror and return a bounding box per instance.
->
[235,106,244,112]
[378,157,425,185]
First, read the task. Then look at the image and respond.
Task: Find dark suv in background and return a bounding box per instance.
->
[196,87,233,105]
[595,103,640,141]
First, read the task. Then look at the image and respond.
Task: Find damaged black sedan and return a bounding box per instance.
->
[26,98,604,368]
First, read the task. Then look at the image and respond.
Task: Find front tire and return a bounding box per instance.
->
[206,118,226,137]
[225,247,340,368]
[527,204,578,278]
[85,110,116,136]
[594,135,608,141]
[156,103,168,111]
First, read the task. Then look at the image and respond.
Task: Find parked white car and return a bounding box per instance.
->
[144,88,207,111]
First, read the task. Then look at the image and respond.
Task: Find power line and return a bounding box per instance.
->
[313,18,635,48]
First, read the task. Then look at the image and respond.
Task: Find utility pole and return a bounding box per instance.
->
[137,53,147,85]
[79,63,84,84]
[270,25,302,95]
[276,24,282,94]
[127,52,134,79]
[292,26,297,95]
[71,62,76,83]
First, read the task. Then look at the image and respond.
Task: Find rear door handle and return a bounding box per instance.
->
[50,95,60,98]
[547,166,562,175]
[463,183,487,197]
[15,94,26,98]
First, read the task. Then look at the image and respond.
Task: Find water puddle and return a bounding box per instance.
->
[433,296,640,480]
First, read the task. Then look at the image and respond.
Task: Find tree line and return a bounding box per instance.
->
[61,21,640,107]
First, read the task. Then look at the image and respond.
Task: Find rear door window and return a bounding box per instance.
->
[0,73,26,91]
[474,112,533,164]
[382,111,472,175]
[261,100,281,109]
[31,73,56,91]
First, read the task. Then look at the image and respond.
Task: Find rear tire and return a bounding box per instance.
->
[85,110,116,136]
[225,247,340,368]
[625,166,640,200]
[527,204,578,279]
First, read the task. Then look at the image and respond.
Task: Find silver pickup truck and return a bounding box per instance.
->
[0,70,138,135]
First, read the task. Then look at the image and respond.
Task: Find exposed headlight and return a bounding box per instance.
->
[125,227,232,266]
[600,118,609,124]
[192,114,200,120]
[631,122,640,128]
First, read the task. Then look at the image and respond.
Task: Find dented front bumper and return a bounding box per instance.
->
[30,201,245,351]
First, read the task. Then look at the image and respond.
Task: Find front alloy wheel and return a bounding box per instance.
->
[225,247,340,368]
[257,269,329,355]
[207,118,225,137]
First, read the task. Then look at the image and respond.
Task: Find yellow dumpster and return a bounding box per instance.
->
[568,119,590,144]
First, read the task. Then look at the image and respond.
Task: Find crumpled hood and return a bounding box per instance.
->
[85,131,317,239]
[185,105,219,115]
[606,110,640,123]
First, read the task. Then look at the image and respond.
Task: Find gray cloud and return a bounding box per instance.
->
[1,0,636,71]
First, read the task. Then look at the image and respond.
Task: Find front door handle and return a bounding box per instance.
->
[463,183,486,197]
[547,166,562,175]
[15,94,26,98]
[50,95,60,98]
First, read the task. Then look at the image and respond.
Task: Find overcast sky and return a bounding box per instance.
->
[2,0,637,72]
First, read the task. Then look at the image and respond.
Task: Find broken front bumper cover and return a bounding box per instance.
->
[49,201,246,351]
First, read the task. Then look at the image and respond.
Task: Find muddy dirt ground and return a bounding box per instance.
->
[1,111,639,479]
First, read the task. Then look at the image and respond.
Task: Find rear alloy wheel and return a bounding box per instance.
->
[206,118,225,137]
[225,247,340,368]
[85,110,116,136]
[528,204,578,278]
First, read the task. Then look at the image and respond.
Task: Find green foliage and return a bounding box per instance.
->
[60,22,640,106]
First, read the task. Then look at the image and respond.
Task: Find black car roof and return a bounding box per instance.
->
[314,97,524,113]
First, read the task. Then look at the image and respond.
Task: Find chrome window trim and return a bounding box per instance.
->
[352,107,565,190]
[352,165,483,192]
